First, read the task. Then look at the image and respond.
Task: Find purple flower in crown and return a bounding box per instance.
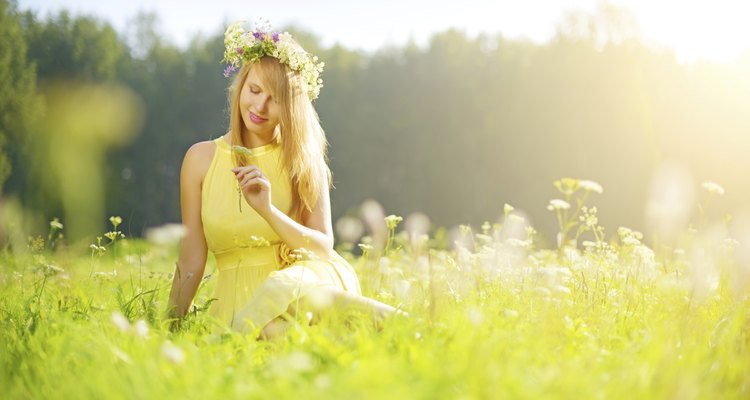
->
[235,47,244,55]
[252,31,265,41]
[271,32,280,42]
[223,62,238,78]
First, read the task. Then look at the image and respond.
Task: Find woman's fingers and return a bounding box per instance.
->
[232,165,259,180]
[240,170,266,186]
[240,176,270,191]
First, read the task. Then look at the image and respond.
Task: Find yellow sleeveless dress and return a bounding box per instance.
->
[201,136,361,330]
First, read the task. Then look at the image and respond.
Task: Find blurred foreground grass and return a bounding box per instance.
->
[1,179,749,399]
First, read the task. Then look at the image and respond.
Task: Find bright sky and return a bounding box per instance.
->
[17,0,750,63]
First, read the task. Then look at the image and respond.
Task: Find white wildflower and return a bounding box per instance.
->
[49,218,64,230]
[580,206,598,228]
[110,346,132,364]
[109,216,123,227]
[466,307,485,326]
[42,264,65,276]
[506,238,531,248]
[270,351,314,375]
[133,320,149,338]
[701,181,725,196]
[314,374,332,390]
[552,285,572,297]
[385,215,403,230]
[111,311,131,332]
[580,180,604,194]
[161,341,185,364]
[547,199,570,211]
[723,238,739,249]
[93,270,117,279]
[335,216,365,243]
[145,223,186,246]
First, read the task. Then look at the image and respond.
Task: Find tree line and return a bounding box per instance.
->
[2,0,749,243]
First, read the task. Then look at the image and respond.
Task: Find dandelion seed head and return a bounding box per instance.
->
[360,199,386,249]
[393,278,412,300]
[335,216,364,243]
[405,212,431,238]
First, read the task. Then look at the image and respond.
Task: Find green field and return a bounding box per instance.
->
[1,179,748,399]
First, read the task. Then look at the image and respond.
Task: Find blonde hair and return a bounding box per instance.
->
[227,56,331,222]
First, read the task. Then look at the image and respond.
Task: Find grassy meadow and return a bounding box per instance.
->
[1,178,749,399]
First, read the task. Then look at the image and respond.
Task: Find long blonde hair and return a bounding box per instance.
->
[227,56,331,222]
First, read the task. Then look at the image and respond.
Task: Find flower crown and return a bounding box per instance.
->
[222,19,325,100]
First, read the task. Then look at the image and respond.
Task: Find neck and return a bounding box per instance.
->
[241,127,276,148]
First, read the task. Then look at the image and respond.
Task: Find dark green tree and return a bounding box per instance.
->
[0,0,38,192]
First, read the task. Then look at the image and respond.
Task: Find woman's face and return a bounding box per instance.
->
[239,64,280,139]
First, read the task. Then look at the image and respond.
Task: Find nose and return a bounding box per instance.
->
[256,94,270,113]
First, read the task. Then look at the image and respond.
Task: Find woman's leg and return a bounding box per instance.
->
[297,286,409,328]
[253,288,406,339]
[259,317,291,339]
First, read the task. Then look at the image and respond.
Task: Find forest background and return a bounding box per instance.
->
[2,0,749,245]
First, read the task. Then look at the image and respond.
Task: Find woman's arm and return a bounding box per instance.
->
[234,165,334,259]
[265,182,334,257]
[166,142,211,326]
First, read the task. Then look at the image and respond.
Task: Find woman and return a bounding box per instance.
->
[167,20,399,338]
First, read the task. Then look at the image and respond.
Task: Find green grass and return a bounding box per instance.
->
[1,181,749,399]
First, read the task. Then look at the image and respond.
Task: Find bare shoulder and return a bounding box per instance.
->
[181,139,217,183]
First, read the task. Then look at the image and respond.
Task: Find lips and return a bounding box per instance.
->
[248,111,268,124]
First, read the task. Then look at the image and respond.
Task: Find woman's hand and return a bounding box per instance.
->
[232,165,272,216]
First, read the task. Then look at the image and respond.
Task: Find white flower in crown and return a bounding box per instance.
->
[222,19,325,100]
